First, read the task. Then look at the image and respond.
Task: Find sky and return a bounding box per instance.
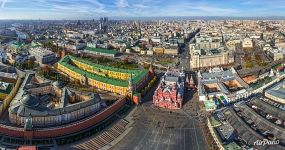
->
[0,0,285,20]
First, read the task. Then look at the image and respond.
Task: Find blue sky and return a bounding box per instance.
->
[0,0,285,19]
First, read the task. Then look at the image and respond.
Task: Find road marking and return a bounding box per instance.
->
[184,128,186,150]
[182,109,200,150]
[166,129,173,150]
[134,105,158,150]
[192,120,200,150]
[146,119,159,149]
[154,121,166,150]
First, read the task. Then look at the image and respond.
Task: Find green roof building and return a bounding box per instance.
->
[58,55,149,95]
[9,42,25,52]
[83,47,120,57]
[204,100,217,111]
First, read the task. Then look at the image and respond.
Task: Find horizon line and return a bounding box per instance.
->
[1,16,285,21]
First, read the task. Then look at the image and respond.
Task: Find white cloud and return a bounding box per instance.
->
[0,0,8,8]
[115,0,129,8]
[133,4,149,9]
[133,0,161,9]
[31,0,108,15]
[193,5,239,14]
[241,0,285,8]
[168,2,240,16]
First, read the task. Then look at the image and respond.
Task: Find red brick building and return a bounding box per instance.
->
[153,68,185,109]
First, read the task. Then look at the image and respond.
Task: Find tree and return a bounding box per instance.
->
[41,65,51,76]
[123,58,129,64]
[27,60,35,69]
[244,60,254,68]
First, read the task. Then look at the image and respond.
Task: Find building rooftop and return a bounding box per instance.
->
[198,67,250,101]
[224,142,241,150]
[84,47,119,55]
[200,68,234,82]
[59,55,148,87]
[0,81,13,95]
[266,80,285,99]
[29,47,55,57]
[216,123,236,141]
[204,100,216,111]
[9,73,103,117]
[10,42,24,50]
[210,116,221,127]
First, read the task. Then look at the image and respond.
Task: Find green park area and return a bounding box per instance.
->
[81,55,139,69]
[243,53,269,69]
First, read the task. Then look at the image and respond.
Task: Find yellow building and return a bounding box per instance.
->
[153,47,164,55]
[57,55,149,95]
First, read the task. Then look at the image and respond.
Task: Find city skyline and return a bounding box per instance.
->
[1,0,285,20]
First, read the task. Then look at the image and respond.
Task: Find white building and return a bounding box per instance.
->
[87,42,97,48]
[132,46,141,52]
[268,49,285,61]
[226,40,241,51]
[29,47,56,64]
[263,44,272,52]
[140,50,146,55]
[146,50,154,56]
[151,37,162,43]
[242,38,253,49]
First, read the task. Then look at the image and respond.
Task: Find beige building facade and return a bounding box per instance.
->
[190,44,234,69]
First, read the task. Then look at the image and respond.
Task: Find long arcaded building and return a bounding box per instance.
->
[57,55,149,95]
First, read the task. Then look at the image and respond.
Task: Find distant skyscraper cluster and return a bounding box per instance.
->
[99,17,109,33]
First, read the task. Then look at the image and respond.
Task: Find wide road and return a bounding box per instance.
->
[178,30,197,74]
